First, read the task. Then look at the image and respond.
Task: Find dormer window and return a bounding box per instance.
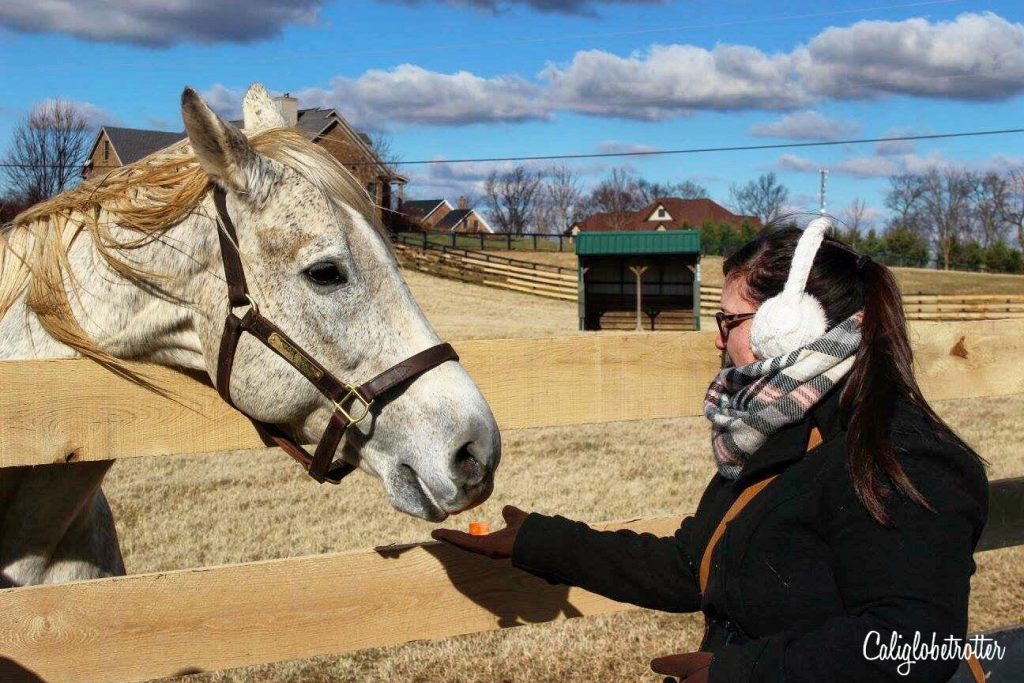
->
[648,204,673,222]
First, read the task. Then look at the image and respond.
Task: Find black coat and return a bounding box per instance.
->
[511,378,990,682]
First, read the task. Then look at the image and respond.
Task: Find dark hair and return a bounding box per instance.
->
[723,222,989,526]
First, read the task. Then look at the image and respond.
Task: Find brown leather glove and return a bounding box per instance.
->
[650,651,714,682]
[430,505,529,559]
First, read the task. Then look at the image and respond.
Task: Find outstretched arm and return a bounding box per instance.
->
[433,505,702,613]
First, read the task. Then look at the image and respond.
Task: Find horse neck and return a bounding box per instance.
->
[0,197,218,369]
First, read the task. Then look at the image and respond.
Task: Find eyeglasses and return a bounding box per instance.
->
[715,311,756,341]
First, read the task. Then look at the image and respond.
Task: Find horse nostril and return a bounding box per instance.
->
[453,441,485,487]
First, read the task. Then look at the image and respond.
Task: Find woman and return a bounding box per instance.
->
[433,219,990,682]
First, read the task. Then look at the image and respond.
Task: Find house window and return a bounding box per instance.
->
[366,182,377,201]
[103,140,110,162]
[657,207,667,218]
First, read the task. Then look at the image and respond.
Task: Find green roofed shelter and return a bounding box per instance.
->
[574,230,703,332]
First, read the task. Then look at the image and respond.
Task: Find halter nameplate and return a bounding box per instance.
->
[268,332,324,381]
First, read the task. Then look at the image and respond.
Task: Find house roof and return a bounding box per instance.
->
[99,127,184,165]
[570,198,760,234]
[400,199,448,220]
[89,106,404,182]
[434,209,473,231]
[574,230,703,256]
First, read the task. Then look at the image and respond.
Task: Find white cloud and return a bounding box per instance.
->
[596,141,662,154]
[540,44,808,120]
[797,12,1024,100]
[201,84,244,120]
[0,0,324,46]
[750,111,861,141]
[295,65,548,129]
[874,127,918,156]
[776,149,1024,180]
[381,0,667,15]
[191,11,1024,131]
[778,154,821,173]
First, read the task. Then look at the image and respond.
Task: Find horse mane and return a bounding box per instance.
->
[0,127,388,390]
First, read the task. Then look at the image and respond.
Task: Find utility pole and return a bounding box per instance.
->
[818,168,829,217]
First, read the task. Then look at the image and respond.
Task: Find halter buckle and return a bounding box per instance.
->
[334,385,374,426]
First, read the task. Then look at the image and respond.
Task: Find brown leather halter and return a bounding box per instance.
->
[211,186,460,484]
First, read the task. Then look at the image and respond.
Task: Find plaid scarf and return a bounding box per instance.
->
[704,310,864,479]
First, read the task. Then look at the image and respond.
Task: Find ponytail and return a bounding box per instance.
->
[724,225,989,526]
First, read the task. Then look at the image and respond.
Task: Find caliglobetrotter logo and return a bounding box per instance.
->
[863,630,1005,676]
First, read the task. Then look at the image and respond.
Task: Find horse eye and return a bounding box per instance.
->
[304,261,348,287]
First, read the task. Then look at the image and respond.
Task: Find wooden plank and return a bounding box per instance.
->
[0,486,1017,683]
[2,320,1023,468]
[458,256,578,282]
[0,516,681,683]
[909,319,1024,400]
[0,334,719,467]
[482,280,577,301]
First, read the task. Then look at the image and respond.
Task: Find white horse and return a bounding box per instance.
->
[0,84,501,587]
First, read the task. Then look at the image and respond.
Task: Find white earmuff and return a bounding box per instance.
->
[748,217,831,360]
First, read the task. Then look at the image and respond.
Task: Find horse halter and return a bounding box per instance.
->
[211,186,459,484]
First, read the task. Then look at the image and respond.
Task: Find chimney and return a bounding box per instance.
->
[457,195,469,210]
[274,93,298,127]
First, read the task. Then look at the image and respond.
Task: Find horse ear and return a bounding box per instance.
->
[242,83,286,132]
[181,86,258,194]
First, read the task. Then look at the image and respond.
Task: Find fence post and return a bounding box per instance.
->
[532,234,538,250]
[480,234,484,250]
[507,233,512,250]
[421,232,427,249]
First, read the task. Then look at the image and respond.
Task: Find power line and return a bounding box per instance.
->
[2,127,1022,170]
[368,128,1024,166]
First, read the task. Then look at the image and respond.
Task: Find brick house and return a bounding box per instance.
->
[568,198,760,235]
[82,94,406,226]
[397,197,494,234]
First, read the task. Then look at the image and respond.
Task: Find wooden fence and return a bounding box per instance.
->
[393,241,577,301]
[393,241,1024,323]
[698,287,1024,322]
[1,320,1023,681]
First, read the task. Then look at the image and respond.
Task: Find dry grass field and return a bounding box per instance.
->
[517,252,1024,295]
[94,268,1022,682]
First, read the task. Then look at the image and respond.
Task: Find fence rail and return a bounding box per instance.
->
[393,242,1024,321]
[1,320,1023,681]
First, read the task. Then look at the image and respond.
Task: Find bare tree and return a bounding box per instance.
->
[484,165,543,235]
[2,99,91,206]
[1009,168,1024,250]
[728,172,789,224]
[839,198,872,244]
[971,171,1013,248]
[919,168,974,270]
[537,164,584,234]
[884,173,927,235]
[368,131,400,171]
[636,178,709,204]
[587,167,645,228]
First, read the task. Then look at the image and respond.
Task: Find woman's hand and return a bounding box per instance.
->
[430,505,529,559]
[650,651,714,682]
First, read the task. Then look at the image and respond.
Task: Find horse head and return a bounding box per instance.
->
[180,84,500,521]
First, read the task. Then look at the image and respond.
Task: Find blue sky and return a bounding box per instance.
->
[1,0,1022,228]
